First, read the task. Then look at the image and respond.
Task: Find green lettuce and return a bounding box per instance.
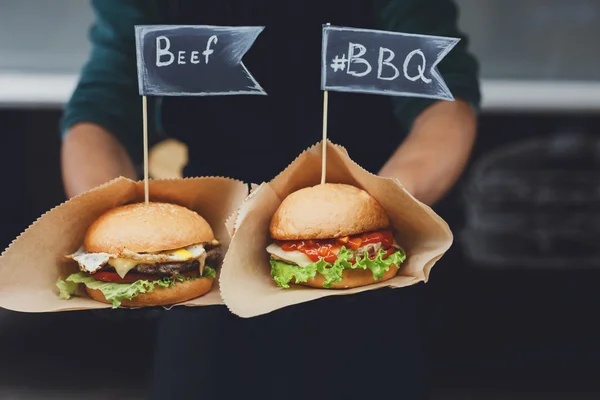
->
[270,247,406,289]
[56,266,216,308]
[201,266,217,279]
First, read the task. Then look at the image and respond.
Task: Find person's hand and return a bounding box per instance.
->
[378,100,477,205]
[61,123,138,198]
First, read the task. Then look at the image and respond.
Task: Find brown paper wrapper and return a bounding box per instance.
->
[228,182,265,237]
[220,141,453,318]
[0,176,248,312]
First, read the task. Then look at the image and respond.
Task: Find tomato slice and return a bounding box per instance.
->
[368,247,396,260]
[361,230,394,247]
[92,271,198,283]
[281,242,297,252]
[303,248,320,262]
[347,237,362,250]
[317,246,330,257]
[323,253,337,264]
[382,247,396,259]
[366,232,384,242]
[336,236,349,245]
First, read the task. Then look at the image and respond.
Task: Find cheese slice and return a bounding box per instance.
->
[266,243,314,267]
[108,258,140,279]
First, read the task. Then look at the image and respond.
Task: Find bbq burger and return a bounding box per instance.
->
[267,183,407,289]
[57,202,220,308]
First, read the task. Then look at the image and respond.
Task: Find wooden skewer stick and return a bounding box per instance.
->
[142,95,149,205]
[320,22,331,185]
[321,88,329,185]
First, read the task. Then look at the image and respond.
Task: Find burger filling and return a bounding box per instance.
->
[267,229,406,288]
[56,240,220,308]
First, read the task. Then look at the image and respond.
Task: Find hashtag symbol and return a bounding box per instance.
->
[330,54,347,72]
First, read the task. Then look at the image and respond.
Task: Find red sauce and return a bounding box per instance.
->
[281,240,340,263]
[279,229,395,264]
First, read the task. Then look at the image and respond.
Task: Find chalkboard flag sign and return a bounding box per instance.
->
[318,24,460,183]
[134,25,266,96]
[321,25,459,100]
[133,25,266,204]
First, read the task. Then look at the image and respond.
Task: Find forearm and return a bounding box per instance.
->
[378,100,477,205]
[61,123,137,198]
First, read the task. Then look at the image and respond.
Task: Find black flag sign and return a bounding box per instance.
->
[135,25,266,96]
[321,25,460,101]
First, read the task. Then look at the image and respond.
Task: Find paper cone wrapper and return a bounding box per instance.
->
[0,177,248,312]
[220,141,453,318]
[227,182,265,238]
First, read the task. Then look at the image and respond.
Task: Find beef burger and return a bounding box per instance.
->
[57,202,219,307]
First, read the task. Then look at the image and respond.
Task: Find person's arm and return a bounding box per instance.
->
[378,99,476,205]
[373,0,481,205]
[60,0,165,198]
[61,123,137,199]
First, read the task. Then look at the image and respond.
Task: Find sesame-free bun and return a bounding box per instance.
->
[84,202,215,254]
[85,276,214,307]
[269,183,389,240]
[296,265,399,289]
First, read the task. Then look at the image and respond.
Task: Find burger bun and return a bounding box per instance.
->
[85,276,214,307]
[84,202,215,254]
[295,264,399,289]
[270,183,389,240]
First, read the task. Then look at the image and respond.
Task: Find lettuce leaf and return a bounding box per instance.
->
[270,247,406,289]
[56,266,216,308]
[56,278,79,300]
[202,265,217,279]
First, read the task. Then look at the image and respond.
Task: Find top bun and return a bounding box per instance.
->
[269,183,389,240]
[84,202,214,254]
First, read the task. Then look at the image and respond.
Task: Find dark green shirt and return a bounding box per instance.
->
[61,0,481,162]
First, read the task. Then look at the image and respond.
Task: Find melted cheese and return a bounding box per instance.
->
[266,243,313,267]
[108,258,140,279]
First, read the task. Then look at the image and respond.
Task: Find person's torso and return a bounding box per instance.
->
[160,0,403,183]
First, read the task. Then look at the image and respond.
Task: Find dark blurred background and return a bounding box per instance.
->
[1,0,600,398]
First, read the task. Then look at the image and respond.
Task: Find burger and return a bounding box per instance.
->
[56,202,220,308]
[266,183,407,289]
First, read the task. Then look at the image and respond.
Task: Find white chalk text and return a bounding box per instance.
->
[156,35,219,67]
[330,42,432,84]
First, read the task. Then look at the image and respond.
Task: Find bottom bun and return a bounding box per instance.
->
[86,277,214,307]
[297,265,399,290]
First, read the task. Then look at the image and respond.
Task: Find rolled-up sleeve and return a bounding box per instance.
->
[60,0,164,161]
[373,0,482,132]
